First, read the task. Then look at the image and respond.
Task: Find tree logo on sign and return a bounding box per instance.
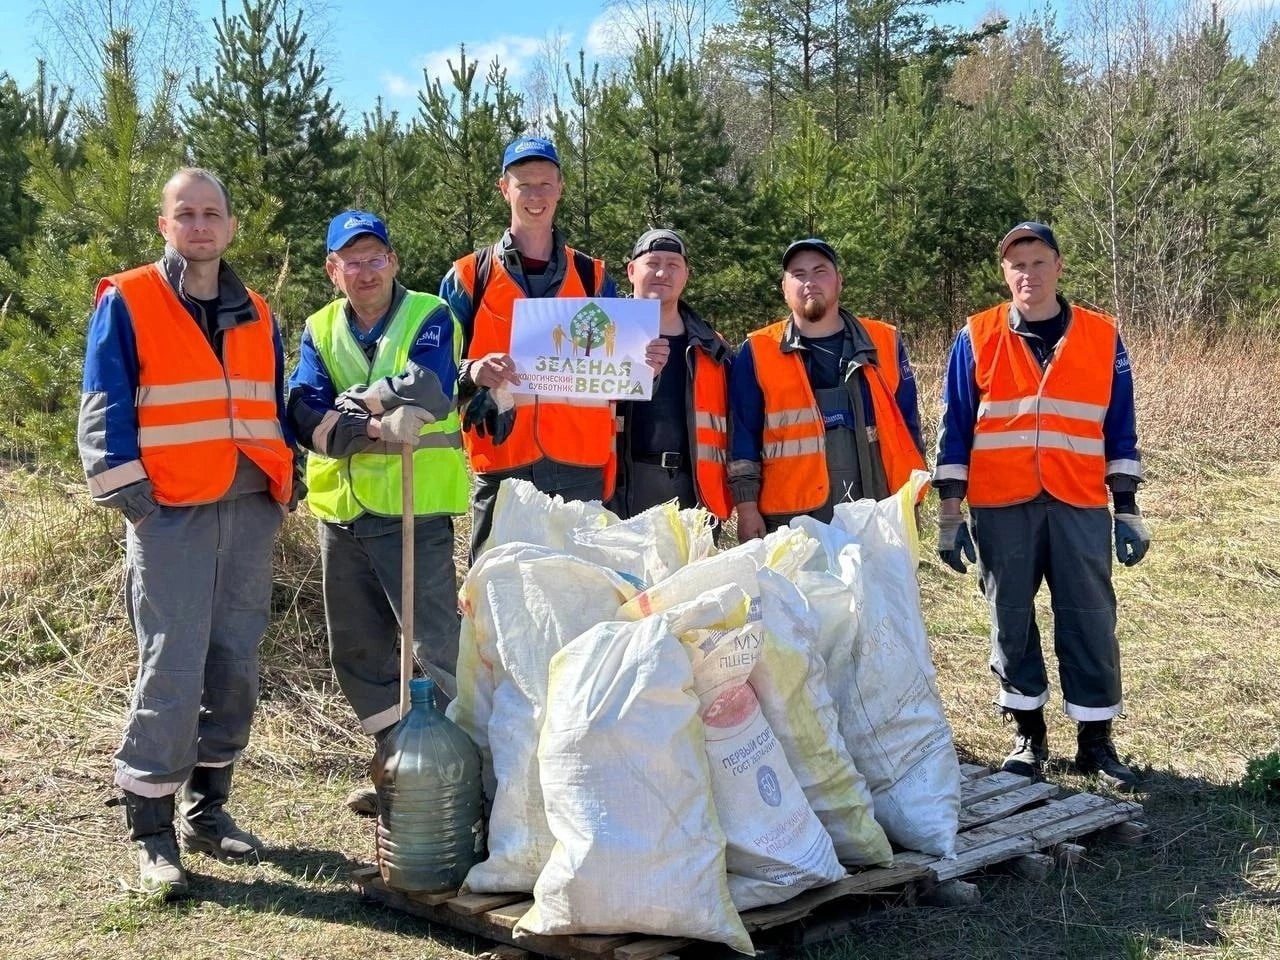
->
[567,302,614,357]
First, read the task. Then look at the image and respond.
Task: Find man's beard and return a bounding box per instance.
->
[800,295,827,320]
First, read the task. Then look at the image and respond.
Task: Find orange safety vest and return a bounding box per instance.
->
[96,264,293,507]
[454,247,616,490]
[689,344,732,520]
[747,317,925,515]
[966,303,1115,508]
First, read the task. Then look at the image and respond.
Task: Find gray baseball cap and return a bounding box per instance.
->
[630,228,687,260]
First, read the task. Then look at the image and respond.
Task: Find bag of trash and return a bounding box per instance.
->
[516,590,752,953]
[448,543,637,892]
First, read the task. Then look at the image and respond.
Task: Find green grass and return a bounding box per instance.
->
[1,328,1278,959]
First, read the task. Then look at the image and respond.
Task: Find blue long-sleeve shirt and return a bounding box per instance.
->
[933,301,1143,501]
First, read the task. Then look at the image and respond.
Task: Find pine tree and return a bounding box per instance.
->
[582,27,772,331]
[0,77,40,266]
[352,99,420,223]
[0,32,181,459]
[549,50,611,250]
[183,0,351,337]
[415,46,525,277]
[0,63,74,268]
[946,16,1072,314]
[767,101,849,240]
[1159,15,1280,327]
[347,99,439,292]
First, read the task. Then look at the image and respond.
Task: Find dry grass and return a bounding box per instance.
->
[1,327,1278,959]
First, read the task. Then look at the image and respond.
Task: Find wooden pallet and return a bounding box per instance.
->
[353,763,1146,959]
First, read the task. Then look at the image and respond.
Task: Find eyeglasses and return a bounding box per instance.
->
[335,253,391,276]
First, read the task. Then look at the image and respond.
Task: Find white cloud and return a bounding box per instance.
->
[584,12,619,57]
[419,34,546,87]
[380,72,416,99]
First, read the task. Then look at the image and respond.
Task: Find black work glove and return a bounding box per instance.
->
[463,388,517,446]
[490,404,516,445]
[288,449,307,512]
[1114,513,1151,566]
[937,513,976,573]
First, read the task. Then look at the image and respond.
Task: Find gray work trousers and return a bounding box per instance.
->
[115,493,283,797]
[470,459,605,560]
[970,498,1122,721]
[319,515,459,735]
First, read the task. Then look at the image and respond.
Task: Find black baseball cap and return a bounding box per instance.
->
[630,228,687,260]
[782,238,838,270]
[999,222,1059,259]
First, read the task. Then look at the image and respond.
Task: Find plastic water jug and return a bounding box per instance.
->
[373,677,485,892]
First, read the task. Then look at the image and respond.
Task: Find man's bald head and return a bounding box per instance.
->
[161,167,232,217]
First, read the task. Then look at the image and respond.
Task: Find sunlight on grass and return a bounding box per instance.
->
[1,328,1277,959]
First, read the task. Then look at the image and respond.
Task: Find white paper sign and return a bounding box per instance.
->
[510,298,659,400]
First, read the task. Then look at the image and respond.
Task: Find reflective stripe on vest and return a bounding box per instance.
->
[303,293,468,522]
[748,317,925,515]
[689,346,732,519]
[454,248,616,489]
[95,264,292,506]
[966,303,1115,508]
[853,317,926,497]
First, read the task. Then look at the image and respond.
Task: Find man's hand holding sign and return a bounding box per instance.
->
[510,298,663,400]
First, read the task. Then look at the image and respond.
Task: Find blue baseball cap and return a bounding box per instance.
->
[999,221,1059,259]
[782,238,838,270]
[502,135,560,172]
[326,210,390,252]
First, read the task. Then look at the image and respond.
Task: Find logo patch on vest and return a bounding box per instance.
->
[417,323,443,349]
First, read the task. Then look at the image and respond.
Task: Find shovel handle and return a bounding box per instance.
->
[399,441,414,717]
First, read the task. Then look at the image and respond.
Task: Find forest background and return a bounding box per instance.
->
[2,0,1279,462]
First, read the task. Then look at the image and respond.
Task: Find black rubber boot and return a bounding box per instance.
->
[1000,708,1049,779]
[119,791,189,899]
[1074,720,1139,792]
[177,765,263,861]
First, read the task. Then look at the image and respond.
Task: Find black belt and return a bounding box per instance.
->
[634,451,684,470]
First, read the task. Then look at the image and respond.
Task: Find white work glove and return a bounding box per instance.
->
[379,405,434,444]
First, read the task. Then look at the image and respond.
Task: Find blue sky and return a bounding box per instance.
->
[0,0,1029,117]
[4,0,1275,118]
[0,0,624,114]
